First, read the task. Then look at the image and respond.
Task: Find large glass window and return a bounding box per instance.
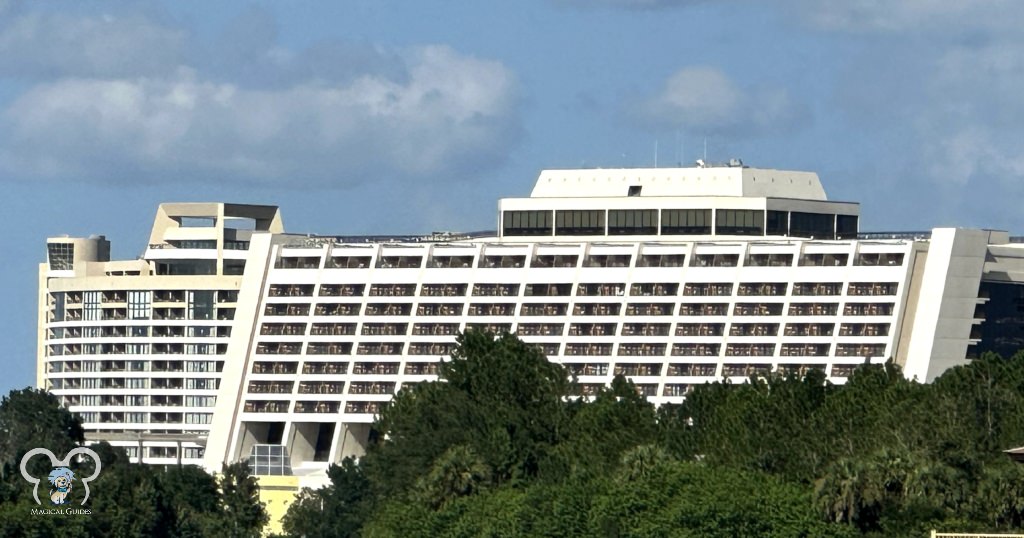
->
[790,212,835,239]
[607,210,657,235]
[661,209,711,235]
[83,291,101,321]
[766,210,788,236]
[715,209,764,236]
[51,293,65,322]
[837,215,859,239]
[128,291,151,320]
[502,210,553,237]
[555,210,604,236]
[188,291,215,321]
[47,243,74,271]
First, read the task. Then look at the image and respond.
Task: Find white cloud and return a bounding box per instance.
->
[0,11,186,78]
[1,46,520,186]
[915,44,1024,186]
[0,6,522,188]
[793,0,1024,33]
[634,66,807,135]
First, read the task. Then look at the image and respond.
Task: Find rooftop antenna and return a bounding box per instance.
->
[654,139,659,168]
[703,135,708,164]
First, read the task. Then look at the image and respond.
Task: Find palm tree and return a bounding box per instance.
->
[417,445,491,509]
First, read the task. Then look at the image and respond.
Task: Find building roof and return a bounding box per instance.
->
[529,166,827,201]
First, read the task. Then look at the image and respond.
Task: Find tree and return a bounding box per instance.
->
[416,445,491,509]
[214,461,268,538]
[0,388,84,483]
[550,375,659,480]
[364,329,574,499]
[281,457,371,538]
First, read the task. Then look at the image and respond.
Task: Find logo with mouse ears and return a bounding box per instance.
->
[20,447,102,506]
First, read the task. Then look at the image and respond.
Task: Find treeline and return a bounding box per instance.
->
[0,389,267,537]
[282,330,1024,538]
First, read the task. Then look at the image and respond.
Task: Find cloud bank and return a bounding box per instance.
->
[0,8,522,188]
[634,66,807,136]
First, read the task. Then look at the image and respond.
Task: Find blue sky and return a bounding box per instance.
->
[3,0,1023,393]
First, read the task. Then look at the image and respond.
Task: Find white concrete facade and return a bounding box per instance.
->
[35,165,1024,477]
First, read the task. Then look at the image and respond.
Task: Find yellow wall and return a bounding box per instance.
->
[257,475,300,536]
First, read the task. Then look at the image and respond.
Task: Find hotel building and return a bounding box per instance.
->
[37,164,1024,492]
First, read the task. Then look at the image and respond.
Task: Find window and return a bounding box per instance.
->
[637,254,686,267]
[319,284,364,297]
[185,413,213,425]
[518,323,565,336]
[185,343,214,355]
[421,284,467,297]
[671,344,720,357]
[369,284,416,297]
[555,210,604,236]
[185,378,218,390]
[377,256,422,269]
[790,212,834,239]
[428,256,474,269]
[564,343,612,356]
[568,323,616,336]
[531,255,577,268]
[855,253,904,266]
[848,282,899,296]
[188,291,215,320]
[482,255,527,268]
[525,283,572,296]
[745,253,793,267]
[565,363,609,376]
[84,291,101,321]
[788,303,840,316]
[269,284,314,297]
[630,283,677,296]
[607,210,657,235]
[793,282,843,296]
[126,412,148,424]
[51,293,66,322]
[473,283,518,296]
[578,283,625,296]
[675,323,724,336]
[781,344,830,357]
[582,254,632,268]
[328,256,371,269]
[766,210,788,236]
[185,395,216,407]
[126,378,148,389]
[836,215,859,239]
[678,303,729,316]
[128,291,152,320]
[502,210,553,237]
[186,360,219,372]
[716,209,764,236]
[737,283,787,296]
[661,209,711,235]
[799,253,848,267]
[125,343,150,354]
[47,243,75,271]
[692,254,739,267]
[169,240,217,249]
[729,323,779,337]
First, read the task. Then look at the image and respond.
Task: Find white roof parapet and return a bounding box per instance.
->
[529,166,828,201]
